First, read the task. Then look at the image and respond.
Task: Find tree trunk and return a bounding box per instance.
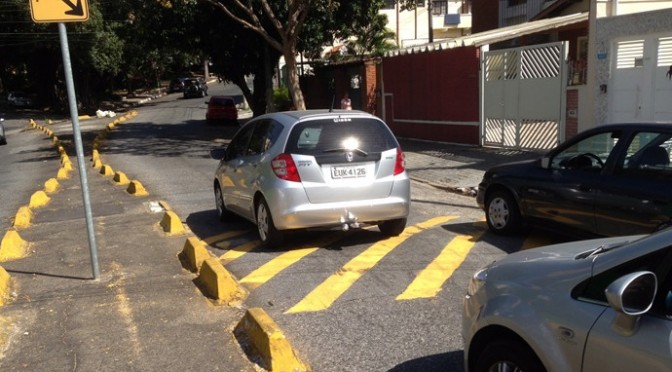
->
[283,49,305,110]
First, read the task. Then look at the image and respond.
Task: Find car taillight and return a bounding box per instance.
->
[272,153,301,182]
[394,147,406,175]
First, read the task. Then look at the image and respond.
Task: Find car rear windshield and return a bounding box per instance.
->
[285,118,399,155]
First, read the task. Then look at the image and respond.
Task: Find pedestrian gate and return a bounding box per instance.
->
[481,42,567,150]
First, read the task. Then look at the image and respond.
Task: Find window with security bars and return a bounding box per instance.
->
[616,40,645,69]
[657,36,672,67]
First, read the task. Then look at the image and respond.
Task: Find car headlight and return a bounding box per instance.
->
[467,267,488,297]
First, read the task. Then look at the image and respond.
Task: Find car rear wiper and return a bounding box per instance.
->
[323,147,369,157]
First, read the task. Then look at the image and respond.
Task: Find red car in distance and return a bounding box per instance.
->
[206,96,238,125]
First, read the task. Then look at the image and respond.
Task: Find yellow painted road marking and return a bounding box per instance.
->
[219,240,260,265]
[397,230,483,300]
[285,216,457,314]
[203,230,248,245]
[240,247,319,289]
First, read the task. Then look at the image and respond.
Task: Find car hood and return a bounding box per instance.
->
[484,159,539,176]
[484,235,638,286]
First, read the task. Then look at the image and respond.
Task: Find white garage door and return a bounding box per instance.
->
[610,34,672,122]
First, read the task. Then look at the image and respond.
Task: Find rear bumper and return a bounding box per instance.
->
[264,180,411,230]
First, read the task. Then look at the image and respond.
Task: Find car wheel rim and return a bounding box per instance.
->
[488,197,509,229]
[257,203,268,242]
[487,361,522,372]
[215,187,223,217]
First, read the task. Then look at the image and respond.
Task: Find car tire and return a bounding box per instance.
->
[256,197,283,248]
[214,183,232,221]
[485,189,522,235]
[474,339,545,372]
[378,218,407,236]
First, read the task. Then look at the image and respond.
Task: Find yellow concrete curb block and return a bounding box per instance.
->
[57,167,71,180]
[113,171,130,185]
[0,230,29,262]
[13,206,33,229]
[196,258,247,305]
[159,200,173,212]
[0,266,11,306]
[92,149,100,162]
[180,237,210,272]
[57,145,66,155]
[44,178,60,194]
[100,164,114,177]
[61,154,70,165]
[106,123,115,131]
[127,180,148,196]
[62,160,73,172]
[92,159,102,169]
[29,190,50,209]
[51,136,59,144]
[160,211,185,235]
[235,308,309,372]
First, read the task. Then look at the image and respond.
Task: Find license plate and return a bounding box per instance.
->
[331,165,367,179]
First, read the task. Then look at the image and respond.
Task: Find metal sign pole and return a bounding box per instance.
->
[58,22,100,279]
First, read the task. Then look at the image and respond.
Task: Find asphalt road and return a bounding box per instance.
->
[0,85,573,371]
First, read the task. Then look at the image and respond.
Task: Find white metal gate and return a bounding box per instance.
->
[481,42,567,150]
[610,34,672,122]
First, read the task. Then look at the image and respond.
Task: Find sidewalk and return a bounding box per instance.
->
[0,117,255,371]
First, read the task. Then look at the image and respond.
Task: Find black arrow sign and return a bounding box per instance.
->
[63,0,84,16]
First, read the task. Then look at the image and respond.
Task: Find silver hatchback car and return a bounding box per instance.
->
[463,228,672,372]
[214,110,411,247]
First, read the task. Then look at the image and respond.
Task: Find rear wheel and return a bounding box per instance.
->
[378,218,407,236]
[474,339,545,372]
[256,197,283,248]
[485,190,522,234]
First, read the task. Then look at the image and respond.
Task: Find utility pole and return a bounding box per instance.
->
[428,0,434,43]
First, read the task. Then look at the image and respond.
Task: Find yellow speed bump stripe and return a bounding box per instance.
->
[286,216,457,314]
[240,247,319,289]
[397,230,483,300]
[219,240,259,264]
[235,308,309,372]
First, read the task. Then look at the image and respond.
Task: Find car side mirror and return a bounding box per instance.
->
[210,147,226,160]
[605,271,657,336]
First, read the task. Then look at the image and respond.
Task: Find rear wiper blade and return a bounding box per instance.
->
[323,147,368,157]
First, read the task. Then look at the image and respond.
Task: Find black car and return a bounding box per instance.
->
[183,78,208,98]
[477,123,672,237]
[168,77,189,93]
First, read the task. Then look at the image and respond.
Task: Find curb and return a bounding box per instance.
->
[0,266,11,306]
[179,236,210,273]
[195,257,248,305]
[160,210,186,235]
[234,308,309,372]
[0,230,29,262]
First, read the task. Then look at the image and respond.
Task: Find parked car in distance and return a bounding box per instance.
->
[0,115,6,145]
[213,110,411,248]
[206,96,238,125]
[183,78,208,98]
[477,123,672,238]
[7,91,36,107]
[463,227,672,372]
[168,77,189,93]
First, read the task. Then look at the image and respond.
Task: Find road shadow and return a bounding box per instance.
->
[388,350,464,372]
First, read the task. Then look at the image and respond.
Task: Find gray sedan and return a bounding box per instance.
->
[214,110,411,248]
[463,227,672,371]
